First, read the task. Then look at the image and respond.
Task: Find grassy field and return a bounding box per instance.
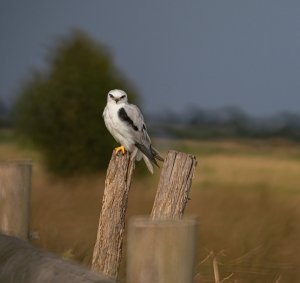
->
[1,136,300,282]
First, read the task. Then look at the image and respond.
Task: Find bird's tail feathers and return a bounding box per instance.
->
[134,142,164,173]
[142,154,154,174]
[150,146,164,162]
[129,147,153,174]
[135,143,159,167]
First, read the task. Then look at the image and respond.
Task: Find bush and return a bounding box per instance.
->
[13,30,138,175]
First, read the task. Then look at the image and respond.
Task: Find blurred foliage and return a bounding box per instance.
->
[0,99,9,128]
[13,30,137,175]
[151,107,300,141]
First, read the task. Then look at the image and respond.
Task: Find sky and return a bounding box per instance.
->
[1,1,300,116]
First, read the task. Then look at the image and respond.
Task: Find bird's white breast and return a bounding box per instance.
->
[103,102,135,151]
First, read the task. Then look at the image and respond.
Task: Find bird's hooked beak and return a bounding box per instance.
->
[113,95,126,103]
[108,93,126,103]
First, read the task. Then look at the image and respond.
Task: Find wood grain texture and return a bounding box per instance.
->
[92,152,135,279]
[151,150,197,219]
[127,217,198,283]
[0,233,115,283]
[0,161,32,240]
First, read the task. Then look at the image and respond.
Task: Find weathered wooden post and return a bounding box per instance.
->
[151,150,197,219]
[127,217,198,283]
[0,161,32,240]
[92,152,135,279]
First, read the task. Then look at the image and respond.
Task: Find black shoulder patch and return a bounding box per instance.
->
[118,108,138,131]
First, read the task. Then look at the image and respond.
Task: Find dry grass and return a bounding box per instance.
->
[1,138,300,282]
[198,155,300,191]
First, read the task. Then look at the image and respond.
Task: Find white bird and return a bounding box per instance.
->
[103,89,163,173]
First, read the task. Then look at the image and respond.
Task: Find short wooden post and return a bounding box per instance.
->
[92,152,135,279]
[0,161,32,240]
[151,150,197,219]
[127,216,198,283]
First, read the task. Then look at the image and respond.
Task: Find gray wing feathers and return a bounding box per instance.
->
[123,104,163,172]
[123,105,151,143]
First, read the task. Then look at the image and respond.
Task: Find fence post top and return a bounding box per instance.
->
[0,160,32,165]
[167,150,197,158]
[129,215,199,227]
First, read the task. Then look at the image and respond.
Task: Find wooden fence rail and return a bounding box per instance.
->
[0,233,115,283]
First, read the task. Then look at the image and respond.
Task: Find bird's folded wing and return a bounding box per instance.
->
[120,104,151,144]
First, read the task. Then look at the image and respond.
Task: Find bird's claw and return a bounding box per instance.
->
[115,146,126,155]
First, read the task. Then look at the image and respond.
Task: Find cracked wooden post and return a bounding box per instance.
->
[92,152,135,279]
[0,161,32,240]
[151,150,197,219]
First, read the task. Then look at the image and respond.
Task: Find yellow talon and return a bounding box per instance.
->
[115,145,126,155]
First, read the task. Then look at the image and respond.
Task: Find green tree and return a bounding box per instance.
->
[0,99,6,127]
[13,30,137,175]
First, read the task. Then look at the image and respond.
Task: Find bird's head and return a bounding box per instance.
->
[107,89,128,104]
